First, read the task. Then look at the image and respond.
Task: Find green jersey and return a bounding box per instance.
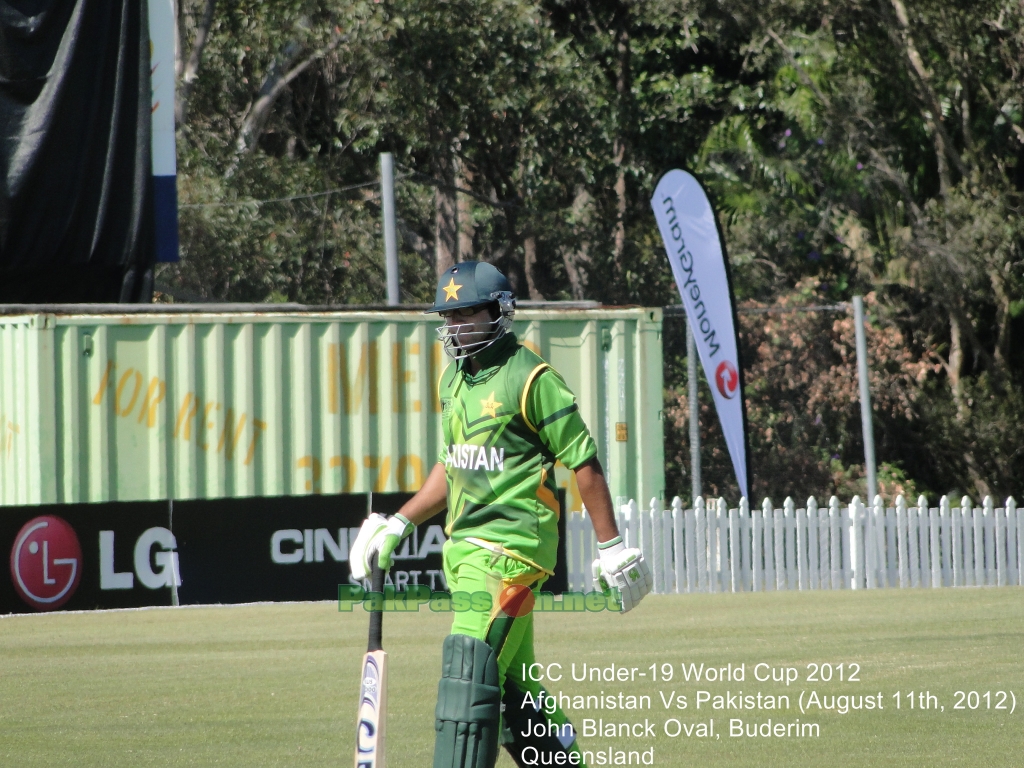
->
[437,332,597,572]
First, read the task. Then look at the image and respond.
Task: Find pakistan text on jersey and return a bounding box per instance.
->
[661,194,721,356]
[445,443,506,472]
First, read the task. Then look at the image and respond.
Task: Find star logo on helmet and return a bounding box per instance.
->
[480,392,502,418]
[443,278,462,301]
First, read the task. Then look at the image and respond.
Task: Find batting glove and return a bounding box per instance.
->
[592,537,652,613]
[349,513,413,580]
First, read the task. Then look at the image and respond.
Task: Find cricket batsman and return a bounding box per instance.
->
[351,261,652,767]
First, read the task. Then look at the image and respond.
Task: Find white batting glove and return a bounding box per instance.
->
[592,537,652,613]
[349,513,412,580]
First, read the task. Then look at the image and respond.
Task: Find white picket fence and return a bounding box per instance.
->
[564,495,1024,594]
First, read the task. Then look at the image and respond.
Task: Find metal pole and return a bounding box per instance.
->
[169,499,179,607]
[687,321,701,504]
[853,296,877,502]
[380,153,400,305]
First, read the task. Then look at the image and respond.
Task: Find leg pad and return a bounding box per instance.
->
[433,634,502,768]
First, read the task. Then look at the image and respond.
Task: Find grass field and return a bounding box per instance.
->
[1,588,1021,767]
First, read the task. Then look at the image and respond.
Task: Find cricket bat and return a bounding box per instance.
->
[355,559,387,768]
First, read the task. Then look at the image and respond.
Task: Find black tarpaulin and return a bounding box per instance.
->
[0,0,154,302]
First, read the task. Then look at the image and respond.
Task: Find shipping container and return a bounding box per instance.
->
[0,305,664,510]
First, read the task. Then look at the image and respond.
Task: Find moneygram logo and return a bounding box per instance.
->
[10,516,82,611]
[714,360,739,400]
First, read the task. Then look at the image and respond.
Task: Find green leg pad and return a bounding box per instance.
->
[433,634,502,768]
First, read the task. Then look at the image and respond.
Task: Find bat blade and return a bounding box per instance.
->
[355,648,387,767]
[355,558,387,767]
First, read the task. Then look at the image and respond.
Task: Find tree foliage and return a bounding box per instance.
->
[164,0,1024,501]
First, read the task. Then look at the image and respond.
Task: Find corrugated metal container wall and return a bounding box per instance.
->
[0,308,664,509]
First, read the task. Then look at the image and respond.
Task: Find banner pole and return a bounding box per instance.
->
[853,296,877,503]
[381,153,400,305]
[687,321,701,504]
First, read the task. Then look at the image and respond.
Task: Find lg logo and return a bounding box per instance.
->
[8,517,182,611]
[10,516,82,611]
[100,527,182,591]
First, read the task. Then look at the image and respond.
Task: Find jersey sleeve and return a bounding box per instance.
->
[524,367,598,470]
[437,362,455,466]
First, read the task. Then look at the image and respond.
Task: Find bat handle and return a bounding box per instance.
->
[368,560,385,652]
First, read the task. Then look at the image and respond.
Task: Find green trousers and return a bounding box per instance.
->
[442,539,585,766]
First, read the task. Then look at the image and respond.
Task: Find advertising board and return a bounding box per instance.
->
[1,492,567,613]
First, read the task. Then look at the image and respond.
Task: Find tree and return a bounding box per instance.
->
[165,0,1024,499]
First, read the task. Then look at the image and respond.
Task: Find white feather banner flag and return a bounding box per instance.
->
[651,169,749,499]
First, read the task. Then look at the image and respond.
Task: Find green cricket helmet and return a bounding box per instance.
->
[428,262,516,360]
[427,261,514,312]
